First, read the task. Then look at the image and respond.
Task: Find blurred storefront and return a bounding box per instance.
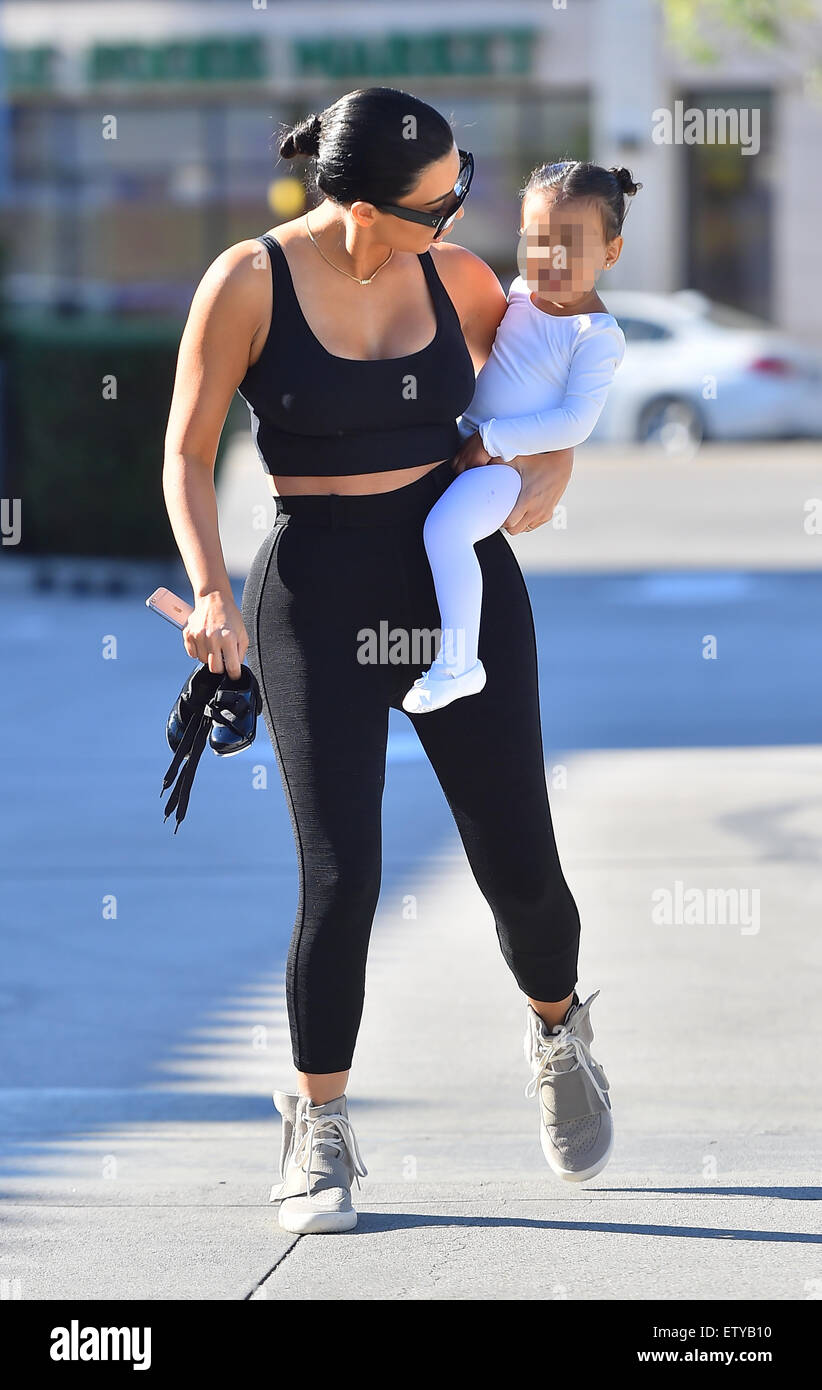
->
[0,0,820,339]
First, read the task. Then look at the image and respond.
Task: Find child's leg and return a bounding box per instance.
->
[421,464,523,676]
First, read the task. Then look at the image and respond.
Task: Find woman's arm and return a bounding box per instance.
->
[502,449,575,536]
[429,243,508,371]
[163,239,267,677]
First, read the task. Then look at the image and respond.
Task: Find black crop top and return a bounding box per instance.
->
[236,233,477,477]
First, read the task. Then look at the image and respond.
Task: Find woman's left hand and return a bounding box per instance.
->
[452,431,494,473]
[501,447,575,535]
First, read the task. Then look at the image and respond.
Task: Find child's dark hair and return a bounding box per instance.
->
[278,87,455,206]
[521,160,642,240]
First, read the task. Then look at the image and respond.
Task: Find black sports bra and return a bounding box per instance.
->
[236,233,477,477]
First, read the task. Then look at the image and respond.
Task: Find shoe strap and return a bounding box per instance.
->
[160,711,211,832]
[207,688,253,728]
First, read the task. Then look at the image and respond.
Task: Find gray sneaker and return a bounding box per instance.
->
[523,989,613,1182]
[270,1091,368,1234]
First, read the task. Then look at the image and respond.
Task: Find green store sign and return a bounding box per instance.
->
[4,44,57,91]
[292,31,536,79]
[3,28,536,91]
[90,38,265,85]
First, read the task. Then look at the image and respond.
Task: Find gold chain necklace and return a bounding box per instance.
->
[306,216,393,285]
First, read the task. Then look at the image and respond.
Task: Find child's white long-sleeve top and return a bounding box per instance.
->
[458,276,626,462]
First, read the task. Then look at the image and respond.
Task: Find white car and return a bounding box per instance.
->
[580,290,822,445]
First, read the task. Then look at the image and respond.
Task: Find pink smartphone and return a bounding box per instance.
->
[146,587,194,630]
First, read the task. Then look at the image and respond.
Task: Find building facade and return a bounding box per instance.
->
[0,0,819,339]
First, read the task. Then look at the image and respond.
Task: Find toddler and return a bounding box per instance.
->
[402,160,640,714]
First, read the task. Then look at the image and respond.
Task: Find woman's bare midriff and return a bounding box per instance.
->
[268,457,449,497]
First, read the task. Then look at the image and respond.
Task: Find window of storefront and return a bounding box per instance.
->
[684,89,773,320]
[1,101,290,309]
[443,92,589,275]
[289,89,589,278]
[0,88,589,310]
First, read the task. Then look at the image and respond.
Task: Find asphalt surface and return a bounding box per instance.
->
[0,441,820,1300]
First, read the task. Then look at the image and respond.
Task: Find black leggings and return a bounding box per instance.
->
[241,458,581,1074]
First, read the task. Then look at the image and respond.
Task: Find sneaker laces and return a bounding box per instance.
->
[291,1111,369,1199]
[524,1010,609,1107]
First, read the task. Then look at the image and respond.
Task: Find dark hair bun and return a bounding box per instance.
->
[610,166,641,196]
[279,114,322,160]
[274,89,454,206]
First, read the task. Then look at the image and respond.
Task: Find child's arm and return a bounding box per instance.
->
[477,322,625,463]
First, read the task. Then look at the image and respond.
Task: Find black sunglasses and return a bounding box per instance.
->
[373,149,474,240]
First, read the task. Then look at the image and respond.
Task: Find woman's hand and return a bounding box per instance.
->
[502,448,575,536]
[452,430,494,473]
[183,589,249,678]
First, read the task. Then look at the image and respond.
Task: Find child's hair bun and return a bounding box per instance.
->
[610,166,642,197]
[521,159,642,238]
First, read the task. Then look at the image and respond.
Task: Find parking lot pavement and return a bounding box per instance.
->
[0,558,819,1298]
[216,437,822,577]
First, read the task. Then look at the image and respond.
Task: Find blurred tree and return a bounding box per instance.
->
[657,0,822,94]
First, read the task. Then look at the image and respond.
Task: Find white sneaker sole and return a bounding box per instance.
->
[277,1203,358,1234]
[539,1118,614,1182]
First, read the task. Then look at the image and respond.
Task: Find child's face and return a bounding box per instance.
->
[517,189,621,301]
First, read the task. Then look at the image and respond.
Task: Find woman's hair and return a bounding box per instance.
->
[521,160,642,240]
[278,87,455,206]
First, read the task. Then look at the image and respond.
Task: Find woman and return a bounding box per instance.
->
[162,87,612,1236]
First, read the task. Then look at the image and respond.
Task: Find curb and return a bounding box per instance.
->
[0,553,188,597]
[0,553,249,601]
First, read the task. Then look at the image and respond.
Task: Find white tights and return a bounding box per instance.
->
[421,463,523,677]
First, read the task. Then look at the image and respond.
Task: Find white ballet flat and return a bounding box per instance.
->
[401,659,487,714]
